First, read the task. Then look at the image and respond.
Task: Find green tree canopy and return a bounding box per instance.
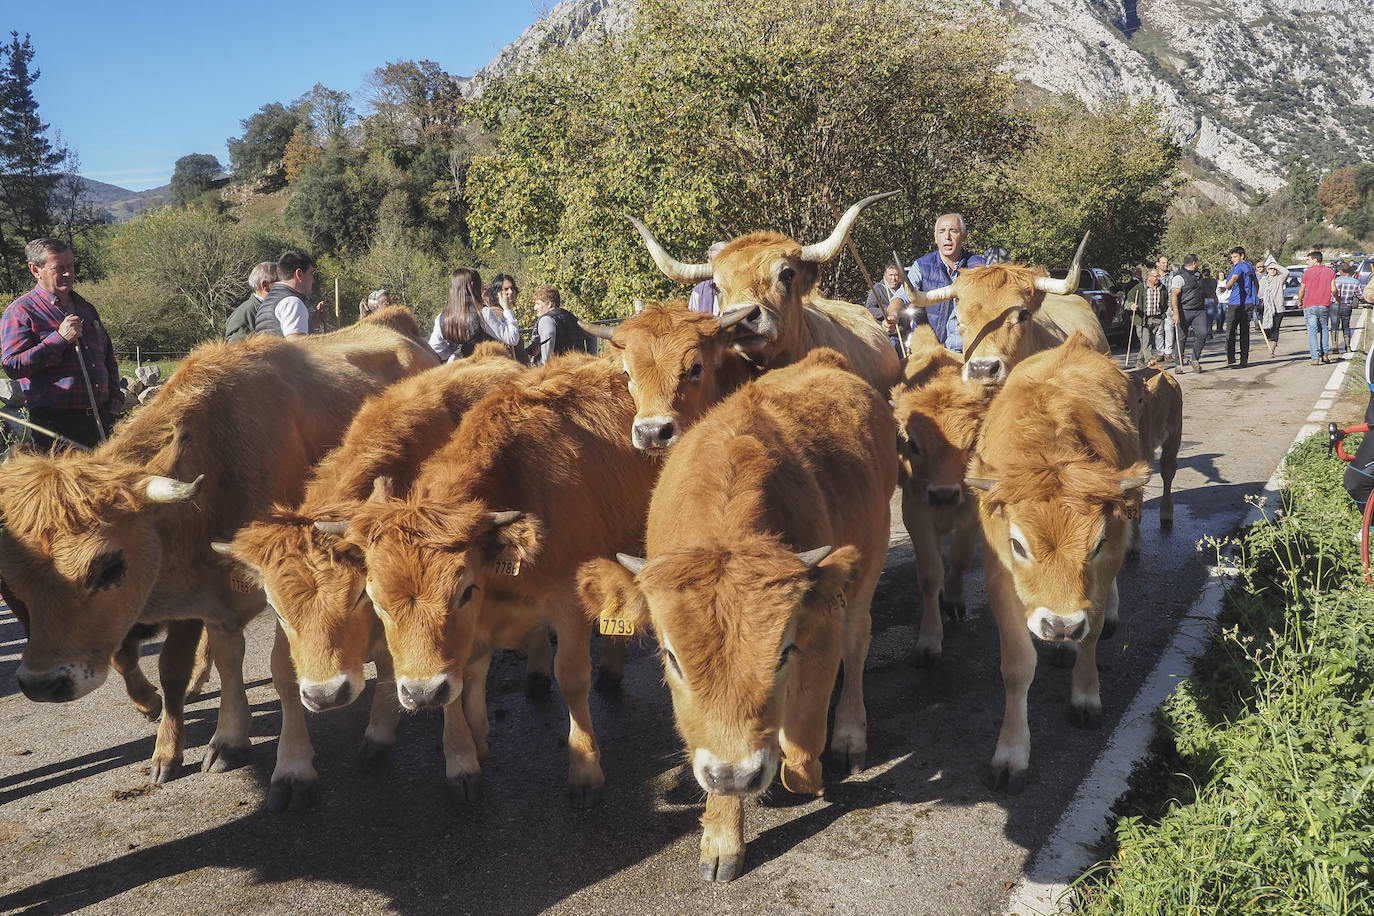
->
[987,99,1183,276]
[170,153,223,207]
[468,0,1026,317]
[227,101,306,187]
[1161,207,1269,277]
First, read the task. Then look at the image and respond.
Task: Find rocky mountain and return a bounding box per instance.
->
[469,0,1374,197]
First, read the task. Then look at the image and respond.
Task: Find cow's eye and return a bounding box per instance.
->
[1016,308,1031,324]
[686,362,703,381]
[663,647,683,679]
[1091,535,1107,559]
[776,644,796,671]
[779,266,795,287]
[1010,537,1029,560]
[458,583,478,607]
[85,552,126,592]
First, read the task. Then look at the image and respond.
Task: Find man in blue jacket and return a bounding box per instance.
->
[1220,246,1259,367]
[887,213,985,352]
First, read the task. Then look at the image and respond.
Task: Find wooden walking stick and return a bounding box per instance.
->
[1123,314,1135,369]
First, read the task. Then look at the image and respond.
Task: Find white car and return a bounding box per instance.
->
[1282,265,1306,314]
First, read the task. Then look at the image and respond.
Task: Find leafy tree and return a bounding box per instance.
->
[227,102,306,187]
[363,60,465,149]
[468,0,1025,317]
[988,99,1183,276]
[282,127,324,183]
[1282,155,1323,224]
[1318,166,1360,221]
[170,153,223,207]
[1161,207,1268,277]
[108,205,270,335]
[0,31,69,289]
[284,148,386,252]
[295,83,355,146]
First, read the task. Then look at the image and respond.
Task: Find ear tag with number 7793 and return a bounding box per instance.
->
[599,599,636,637]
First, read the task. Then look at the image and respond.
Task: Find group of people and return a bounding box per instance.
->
[224,251,325,342]
[424,269,592,366]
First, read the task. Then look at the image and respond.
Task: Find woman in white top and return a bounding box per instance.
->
[1257,261,1289,356]
[428,267,521,361]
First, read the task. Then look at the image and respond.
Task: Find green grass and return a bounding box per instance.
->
[1074,432,1374,915]
[116,358,181,384]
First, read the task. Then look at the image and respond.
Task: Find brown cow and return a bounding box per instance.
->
[965,334,1149,793]
[1124,366,1183,554]
[904,234,1107,389]
[579,349,898,882]
[343,353,658,806]
[213,354,528,804]
[0,308,438,802]
[891,325,990,664]
[581,301,757,451]
[629,193,901,394]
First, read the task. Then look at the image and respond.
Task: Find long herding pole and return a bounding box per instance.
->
[0,408,94,452]
[334,278,341,325]
[823,188,905,357]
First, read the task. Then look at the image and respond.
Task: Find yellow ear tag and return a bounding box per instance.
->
[229,568,256,593]
[1125,501,1140,520]
[598,599,636,637]
[493,547,521,577]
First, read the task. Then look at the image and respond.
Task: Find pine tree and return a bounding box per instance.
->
[0,31,68,288]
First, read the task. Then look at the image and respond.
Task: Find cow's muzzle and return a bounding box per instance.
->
[16,661,105,703]
[1028,608,1090,643]
[693,746,775,796]
[300,674,355,712]
[397,674,452,710]
[964,356,1005,384]
[632,416,679,451]
[926,485,963,508]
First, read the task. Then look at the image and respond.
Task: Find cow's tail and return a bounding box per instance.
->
[359,305,424,340]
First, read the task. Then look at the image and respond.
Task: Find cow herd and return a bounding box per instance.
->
[0,195,1182,883]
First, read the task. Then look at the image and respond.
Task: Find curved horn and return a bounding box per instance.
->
[210,541,235,556]
[143,474,204,503]
[964,477,997,492]
[1034,231,1091,295]
[314,520,350,536]
[616,553,648,575]
[718,305,755,330]
[795,545,833,568]
[1119,475,1152,492]
[579,320,616,342]
[891,251,956,307]
[628,216,713,284]
[800,191,900,263]
[489,510,522,527]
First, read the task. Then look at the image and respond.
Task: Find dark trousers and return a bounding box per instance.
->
[26,405,115,452]
[1224,304,1251,365]
[1345,395,1374,510]
[1178,309,1210,364]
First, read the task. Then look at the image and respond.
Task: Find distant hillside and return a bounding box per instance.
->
[74,176,169,221]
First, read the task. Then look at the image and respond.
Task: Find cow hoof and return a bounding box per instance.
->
[987,764,1027,795]
[201,742,250,774]
[358,738,393,764]
[701,853,745,883]
[569,783,605,810]
[149,756,182,785]
[912,644,941,668]
[524,671,552,700]
[939,595,967,624]
[1159,512,1174,530]
[1047,643,1077,669]
[594,669,623,693]
[1099,617,1118,641]
[447,773,483,803]
[136,694,164,722]
[831,748,866,775]
[1070,704,1103,730]
[266,778,317,813]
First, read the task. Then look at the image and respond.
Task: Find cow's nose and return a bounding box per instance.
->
[702,762,764,796]
[16,668,75,703]
[398,677,449,710]
[926,485,963,508]
[301,678,352,712]
[632,419,677,450]
[966,357,1003,381]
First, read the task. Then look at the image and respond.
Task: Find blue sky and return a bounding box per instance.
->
[10,1,547,191]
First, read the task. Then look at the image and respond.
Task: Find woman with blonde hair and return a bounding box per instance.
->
[428,267,520,361]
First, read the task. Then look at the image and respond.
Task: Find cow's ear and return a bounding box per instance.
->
[210,541,263,589]
[577,557,650,630]
[802,545,861,622]
[479,511,542,567]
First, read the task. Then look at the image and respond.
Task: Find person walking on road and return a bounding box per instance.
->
[1154,255,1177,364]
[1298,250,1337,364]
[1257,259,1288,357]
[1334,263,1363,354]
[1124,267,1168,368]
[1171,254,1211,373]
[1219,246,1259,367]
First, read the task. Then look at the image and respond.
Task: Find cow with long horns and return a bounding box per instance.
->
[628,193,902,393]
[900,234,1108,390]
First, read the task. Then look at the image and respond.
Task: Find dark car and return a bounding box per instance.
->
[1049,267,1127,343]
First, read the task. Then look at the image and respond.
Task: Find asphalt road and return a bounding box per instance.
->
[0,322,1354,916]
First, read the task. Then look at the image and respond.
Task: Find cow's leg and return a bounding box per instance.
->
[186,627,213,698]
[829,566,879,775]
[149,619,202,784]
[944,513,978,622]
[267,622,317,811]
[111,629,161,722]
[699,794,746,883]
[1070,582,1111,729]
[442,687,483,802]
[1160,428,1180,529]
[1127,515,1143,560]
[201,625,252,774]
[523,625,553,698]
[987,565,1035,794]
[595,636,627,692]
[553,611,603,808]
[905,494,946,666]
[461,650,492,762]
[360,641,401,762]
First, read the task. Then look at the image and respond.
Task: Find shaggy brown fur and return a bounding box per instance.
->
[578,348,898,881]
[1123,366,1182,550]
[0,313,438,791]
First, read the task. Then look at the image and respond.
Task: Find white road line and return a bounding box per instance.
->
[1004,310,1364,916]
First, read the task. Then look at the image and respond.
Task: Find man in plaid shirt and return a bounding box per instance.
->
[1333,263,1364,355]
[1,238,123,450]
